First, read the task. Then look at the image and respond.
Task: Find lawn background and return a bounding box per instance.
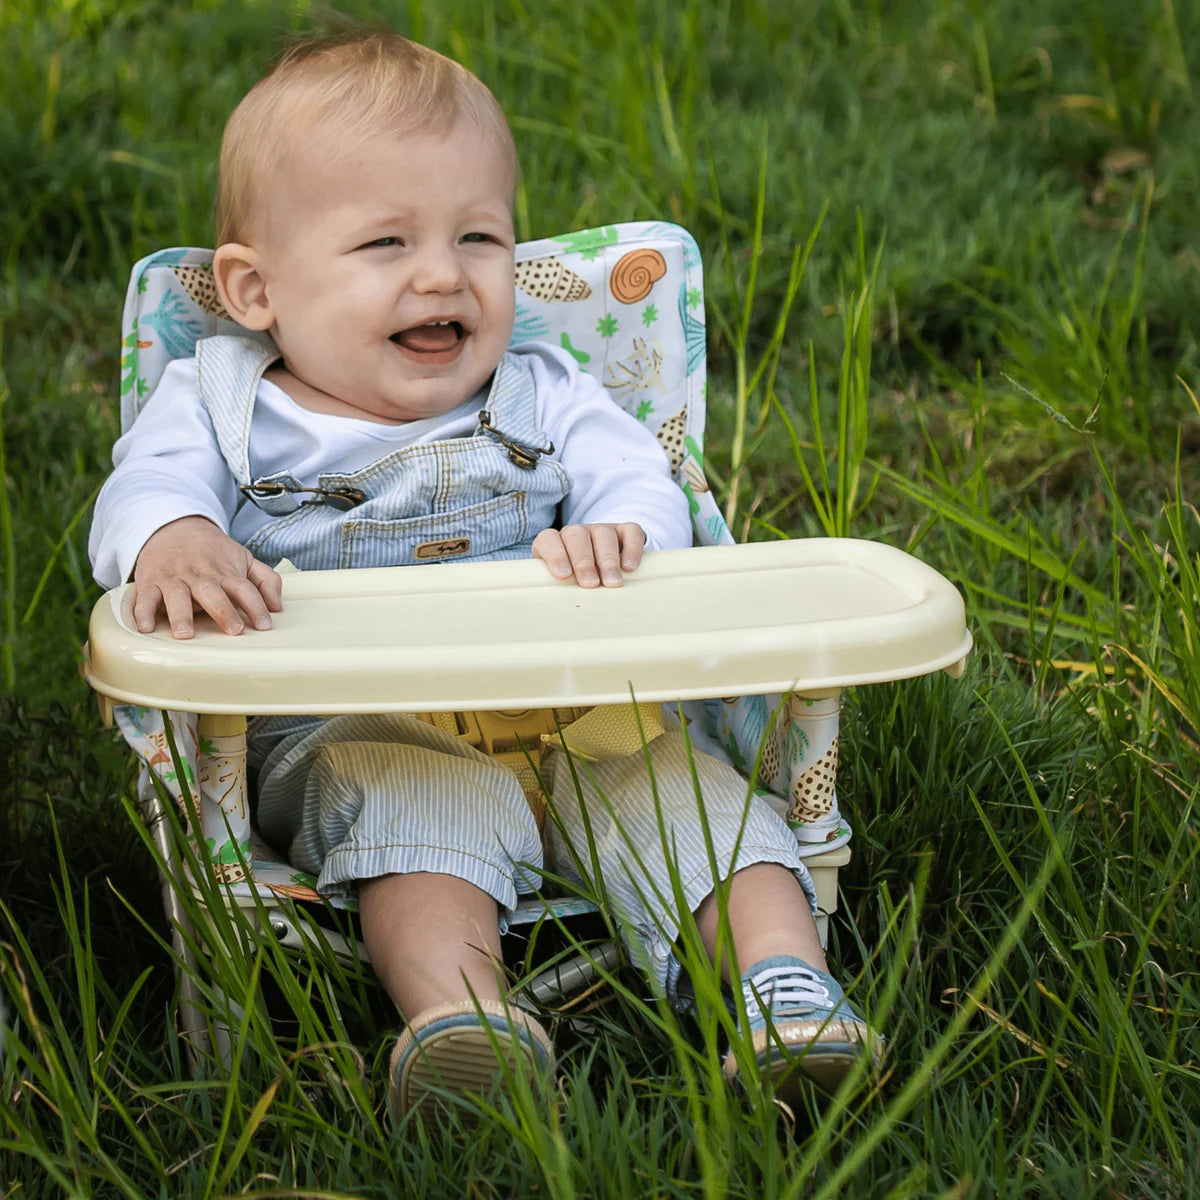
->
[2,1,1199,1196]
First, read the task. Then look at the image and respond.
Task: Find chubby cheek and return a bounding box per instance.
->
[488,291,516,346]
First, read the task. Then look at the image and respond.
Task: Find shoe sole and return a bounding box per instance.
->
[761,1041,870,1098]
[389,1000,554,1121]
[725,1021,883,1100]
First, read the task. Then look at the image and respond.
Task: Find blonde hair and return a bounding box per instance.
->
[216,30,516,245]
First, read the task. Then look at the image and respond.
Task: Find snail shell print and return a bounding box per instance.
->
[610,248,667,304]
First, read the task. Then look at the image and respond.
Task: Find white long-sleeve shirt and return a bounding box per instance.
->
[90,342,691,588]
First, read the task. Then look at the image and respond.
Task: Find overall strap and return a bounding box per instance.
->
[194,335,279,487]
[476,351,555,466]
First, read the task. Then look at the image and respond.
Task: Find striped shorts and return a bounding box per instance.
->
[250,713,816,1002]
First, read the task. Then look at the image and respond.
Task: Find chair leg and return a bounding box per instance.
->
[139,775,211,1075]
[785,692,846,846]
[514,941,621,1013]
[802,843,852,951]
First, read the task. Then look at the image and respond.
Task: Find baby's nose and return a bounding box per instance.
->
[411,244,466,292]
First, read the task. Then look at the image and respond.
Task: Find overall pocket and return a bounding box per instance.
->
[338,491,531,569]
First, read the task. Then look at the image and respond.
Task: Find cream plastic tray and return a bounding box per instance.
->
[83,539,971,714]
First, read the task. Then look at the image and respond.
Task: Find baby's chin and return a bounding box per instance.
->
[354,384,488,425]
[271,358,492,424]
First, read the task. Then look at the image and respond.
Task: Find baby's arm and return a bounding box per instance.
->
[132,516,282,638]
[90,357,281,637]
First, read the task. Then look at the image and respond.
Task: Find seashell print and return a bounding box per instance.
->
[210,861,247,885]
[199,755,248,821]
[788,740,838,824]
[610,248,667,304]
[172,265,231,318]
[604,337,664,404]
[760,732,781,786]
[144,728,171,768]
[681,456,710,494]
[515,257,591,302]
[655,408,687,472]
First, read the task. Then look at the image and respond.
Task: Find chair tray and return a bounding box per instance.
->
[84,539,971,714]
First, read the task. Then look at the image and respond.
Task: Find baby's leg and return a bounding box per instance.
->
[543,730,820,1000]
[545,731,879,1094]
[694,861,825,983]
[361,868,554,1121]
[359,871,504,1016]
[251,714,554,1116]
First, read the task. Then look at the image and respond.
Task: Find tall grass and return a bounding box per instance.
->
[3,0,1200,1195]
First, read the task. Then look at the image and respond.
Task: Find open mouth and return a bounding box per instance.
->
[390,320,465,355]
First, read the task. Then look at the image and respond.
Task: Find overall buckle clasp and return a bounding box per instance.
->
[239,481,366,511]
[478,410,552,470]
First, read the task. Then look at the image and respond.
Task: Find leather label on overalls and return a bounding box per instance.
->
[414,537,471,560]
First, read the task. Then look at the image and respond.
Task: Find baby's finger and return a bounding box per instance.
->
[225,575,275,631]
[189,578,247,636]
[587,525,624,587]
[616,523,646,572]
[159,580,200,640]
[247,558,284,612]
[132,585,164,634]
[560,525,600,588]
[531,529,573,580]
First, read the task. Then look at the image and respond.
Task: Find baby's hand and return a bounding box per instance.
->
[132,516,283,638]
[532,523,645,588]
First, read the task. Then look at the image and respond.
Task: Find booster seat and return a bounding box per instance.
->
[84,222,971,1068]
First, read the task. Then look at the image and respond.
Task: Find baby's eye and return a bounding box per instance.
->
[362,236,401,249]
[460,232,495,245]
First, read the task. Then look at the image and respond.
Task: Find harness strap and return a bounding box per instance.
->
[406,706,588,829]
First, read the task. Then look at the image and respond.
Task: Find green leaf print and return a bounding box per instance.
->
[204,837,250,865]
[560,332,590,364]
[120,328,139,398]
[722,732,748,773]
[551,226,618,261]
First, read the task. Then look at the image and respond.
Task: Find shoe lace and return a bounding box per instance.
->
[741,965,832,1022]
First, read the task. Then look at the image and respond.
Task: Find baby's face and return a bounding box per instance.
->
[250,118,516,423]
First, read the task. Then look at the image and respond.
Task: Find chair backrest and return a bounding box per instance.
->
[119,220,733,546]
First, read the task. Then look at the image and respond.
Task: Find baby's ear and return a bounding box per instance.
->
[212,243,274,331]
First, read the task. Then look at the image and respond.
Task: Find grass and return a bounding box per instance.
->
[3,0,1200,1195]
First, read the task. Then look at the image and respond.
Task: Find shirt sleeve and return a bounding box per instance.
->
[88,358,241,589]
[523,344,692,552]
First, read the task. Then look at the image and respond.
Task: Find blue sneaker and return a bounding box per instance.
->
[389,999,555,1122]
[723,956,882,1097]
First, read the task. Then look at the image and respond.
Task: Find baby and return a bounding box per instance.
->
[89,30,878,1118]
